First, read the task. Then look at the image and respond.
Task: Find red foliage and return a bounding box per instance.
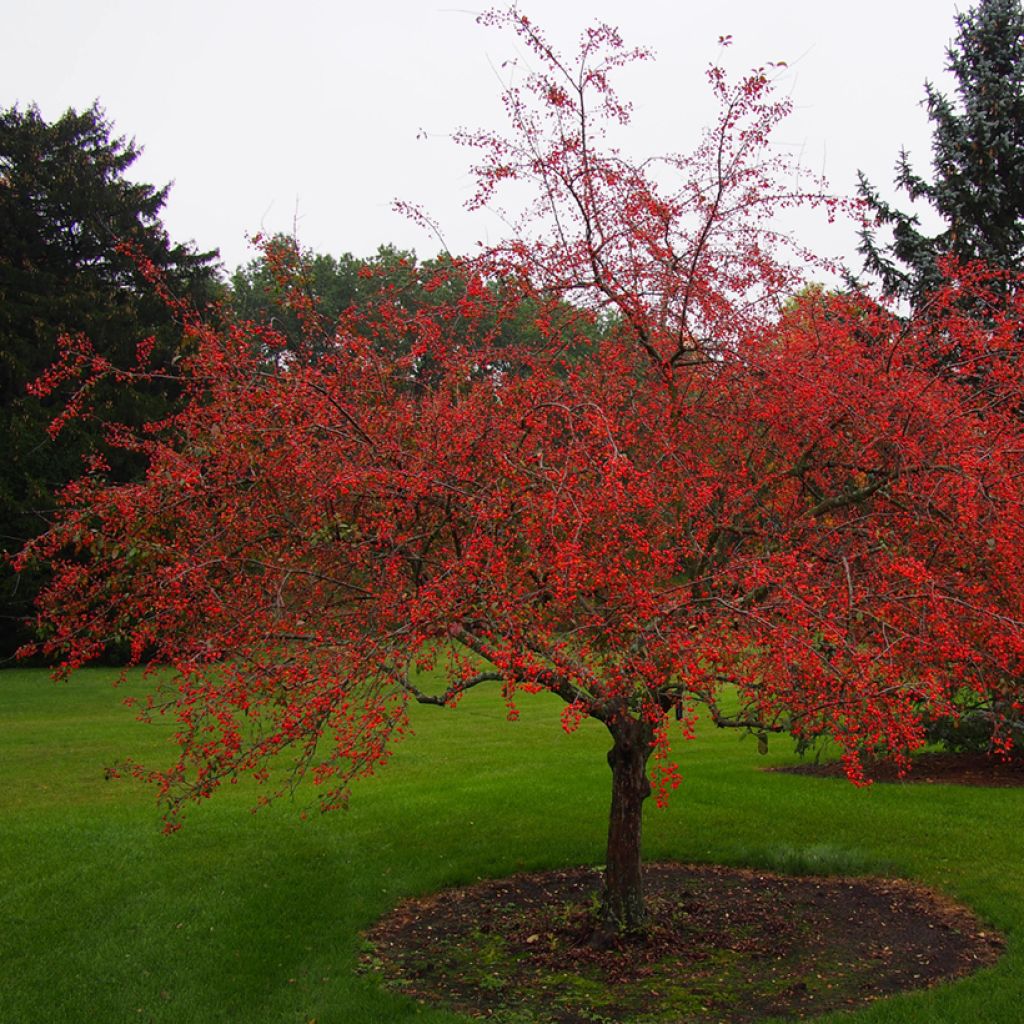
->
[17,11,1024,844]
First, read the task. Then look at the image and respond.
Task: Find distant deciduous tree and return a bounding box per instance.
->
[229,235,603,387]
[230,236,370,350]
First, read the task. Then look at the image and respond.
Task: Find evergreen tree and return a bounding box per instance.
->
[858,0,1024,306]
[0,102,220,659]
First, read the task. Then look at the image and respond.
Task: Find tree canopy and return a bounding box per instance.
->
[18,12,1024,937]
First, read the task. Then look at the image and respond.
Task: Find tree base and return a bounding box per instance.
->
[363,863,1002,1024]
[592,892,649,947]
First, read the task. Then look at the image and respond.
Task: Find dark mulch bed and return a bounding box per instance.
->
[772,751,1024,787]
[362,863,1003,1024]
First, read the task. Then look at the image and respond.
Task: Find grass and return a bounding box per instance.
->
[0,666,1020,1023]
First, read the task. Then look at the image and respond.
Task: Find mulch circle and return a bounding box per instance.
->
[771,751,1024,787]
[362,863,1003,1024]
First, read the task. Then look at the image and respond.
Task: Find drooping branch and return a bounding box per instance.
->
[396,664,506,707]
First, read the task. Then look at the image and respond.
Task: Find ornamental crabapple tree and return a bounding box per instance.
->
[19,10,1024,937]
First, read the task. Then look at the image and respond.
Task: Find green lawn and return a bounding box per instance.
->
[0,666,1020,1023]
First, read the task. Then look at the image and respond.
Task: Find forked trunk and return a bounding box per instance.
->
[599,716,654,938]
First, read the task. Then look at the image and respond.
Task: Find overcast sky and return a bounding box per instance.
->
[3,1,965,276]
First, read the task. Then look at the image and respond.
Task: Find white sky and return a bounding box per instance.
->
[2,1,963,276]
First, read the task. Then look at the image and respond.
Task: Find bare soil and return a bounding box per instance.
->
[773,751,1024,787]
[362,863,1003,1023]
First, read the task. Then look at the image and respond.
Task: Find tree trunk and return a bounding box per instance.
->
[599,716,654,937]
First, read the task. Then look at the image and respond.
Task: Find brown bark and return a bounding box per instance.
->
[598,716,654,937]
